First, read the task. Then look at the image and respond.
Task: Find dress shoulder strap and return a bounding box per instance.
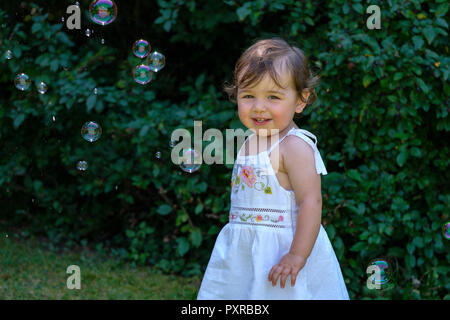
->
[268,127,328,175]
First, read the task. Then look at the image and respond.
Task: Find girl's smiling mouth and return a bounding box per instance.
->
[252,118,271,125]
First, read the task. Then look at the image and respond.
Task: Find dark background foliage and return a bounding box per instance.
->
[0,0,448,299]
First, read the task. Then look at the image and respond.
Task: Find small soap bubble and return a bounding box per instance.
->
[101,38,105,44]
[148,51,165,72]
[77,160,88,171]
[75,1,80,6]
[86,28,91,37]
[132,39,151,58]
[155,151,161,159]
[115,185,118,190]
[61,16,65,22]
[89,0,118,25]
[36,81,48,94]
[4,49,13,60]
[133,64,153,85]
[6,234,8,238]
[169,140,176,148]
[14,73,31,91]
[81,121,102,142]
[94,88,98,94]
[179,148,201,173]
[443,222,450,240]
[52,115,56,122]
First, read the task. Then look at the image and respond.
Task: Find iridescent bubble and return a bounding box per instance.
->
[179,148,201,173]
[89,0,117,26]
[36,81,48,94]
[14,73,31,91]
[133,64,153,85]
[443,222,450,240]
[77,160,88,171]
[86,28,91,37]
[4,49,13,60]
[169,140,176,148]
[148,51,165,72]
[155,151,161,159]
[94,88,98,94]
[132,39,151,58]
[367,257,397,291]
[52,115,56,122]
[61,16,65,22]
[81,121,102,142]
[101,38,105,44]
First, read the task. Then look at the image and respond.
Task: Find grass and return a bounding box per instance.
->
[0,233,202,299]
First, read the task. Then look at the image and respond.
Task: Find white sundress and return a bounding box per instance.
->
[197,127,350,300]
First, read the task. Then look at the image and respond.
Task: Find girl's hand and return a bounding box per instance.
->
[268,253,307,288]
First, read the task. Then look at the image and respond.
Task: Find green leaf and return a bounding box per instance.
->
[176,237,190,256]
[416,78,429,93]
[86,94,97,112]
[412,36,424,50]
[410,147,422,157]
[347,169,362,182]
[194,203,203,214]
[13,114,26,129]
[393,72,403,81]
[350,242,365,252]
[422,26,436,45]
[396,151,408,167]
[363,75,373,88]
[236,6,250,21]
[189,229,203,247]
[325,224,336,239]
[156,204,172,215]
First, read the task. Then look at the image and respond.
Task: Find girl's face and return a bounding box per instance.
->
[237,66,308,136]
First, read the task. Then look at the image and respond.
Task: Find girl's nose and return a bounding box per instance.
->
[251,99,267,112]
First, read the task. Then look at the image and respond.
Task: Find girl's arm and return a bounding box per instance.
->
[268,135,323,288]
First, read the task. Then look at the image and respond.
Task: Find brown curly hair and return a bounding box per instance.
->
[223,37,320,118]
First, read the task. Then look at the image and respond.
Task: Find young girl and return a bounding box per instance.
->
[197,37,349,300]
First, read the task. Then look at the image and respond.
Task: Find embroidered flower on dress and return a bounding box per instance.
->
[278,215,284,222]
[240,165,257,187]
[264,186,272,194]
[256,215,263,222]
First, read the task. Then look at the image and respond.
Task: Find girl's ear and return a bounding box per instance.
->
[295,91,310,113]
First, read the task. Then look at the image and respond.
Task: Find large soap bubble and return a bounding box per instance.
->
[89,0,117,25]
[133,64,153,85]
[180,148,201,173]
[15,73,31,91]
[81,121,102,142]
[132,39,151,58]
[148,51,165,72]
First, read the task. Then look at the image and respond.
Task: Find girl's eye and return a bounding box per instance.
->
[241,95,279,99]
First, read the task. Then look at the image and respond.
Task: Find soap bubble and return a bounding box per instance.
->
[89,0,117,26]
[94,88,98,94]
[169,140,176,148]
[179,148,201,173]
[148,51,165,72]
[14,73,31,91]
[367,256,397,291]
[132,39,151,58]
[133,64,153,85]
[443,222,450,240]
[155,151,161,159]
[77,160,88,171]
[81,121,102,142]
[101,38,105,44]
[4,50,13,60]
[86,29,91,37]
[36,81,48,94]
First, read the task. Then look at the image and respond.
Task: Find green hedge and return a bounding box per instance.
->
[0,0,448,299]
